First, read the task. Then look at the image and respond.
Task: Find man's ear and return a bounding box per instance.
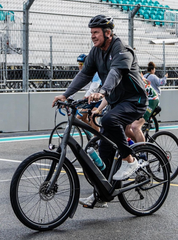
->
[105,29,111,37]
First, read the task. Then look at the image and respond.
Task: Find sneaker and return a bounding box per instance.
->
[79,194,108,208]
[113,158,139,181]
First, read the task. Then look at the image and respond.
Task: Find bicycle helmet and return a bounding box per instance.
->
[88,15,114,30]
[77,54,87,63]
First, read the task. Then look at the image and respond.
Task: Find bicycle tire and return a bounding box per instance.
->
[118,143,170,216]
[10,151,80,231]
[151,115,159,132]
[142,116,159,137]
[149,131,178,181]
[49,121,83,163]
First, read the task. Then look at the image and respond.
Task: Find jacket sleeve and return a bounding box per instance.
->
[84,73,101,97]
[99,42,134,96]
[155,75,167,86]
[84,81,100,97]
[100,68,122,96]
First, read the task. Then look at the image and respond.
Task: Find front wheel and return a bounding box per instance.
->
[10,151,80,231]
[118,143,170,216]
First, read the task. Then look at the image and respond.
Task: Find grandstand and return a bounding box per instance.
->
[0,0,178,85]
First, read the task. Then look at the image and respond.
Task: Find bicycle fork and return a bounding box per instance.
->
[46,116,73,193]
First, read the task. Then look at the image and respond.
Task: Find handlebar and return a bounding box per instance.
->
[55,99,90,117]
[55,98,104,128]
[55,98,88,109]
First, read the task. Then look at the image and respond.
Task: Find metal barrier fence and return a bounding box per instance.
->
[0,0,178,92]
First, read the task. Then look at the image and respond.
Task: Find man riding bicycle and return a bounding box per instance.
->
[52,15,148,207]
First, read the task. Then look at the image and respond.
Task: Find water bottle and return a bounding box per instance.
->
[85,130,93,138]
[87,147,106,171]
[127,138,134,146]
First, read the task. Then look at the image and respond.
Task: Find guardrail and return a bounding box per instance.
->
[0,89,177,133]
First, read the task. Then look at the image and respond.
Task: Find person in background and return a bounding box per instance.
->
[125,73,159,143]
[144,61,168,95]
[76,54,102,132]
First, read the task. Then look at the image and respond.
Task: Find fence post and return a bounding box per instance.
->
[23,0,35,92]
[50,36,53,89]
[163,41,166,76]
[128,4,140,48]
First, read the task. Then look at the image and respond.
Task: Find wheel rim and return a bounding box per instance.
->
[151,132,178,180]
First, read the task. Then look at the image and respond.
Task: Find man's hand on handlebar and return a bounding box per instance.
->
[91,108,100,117]
[88,93,104,104]
[52,95,67,107]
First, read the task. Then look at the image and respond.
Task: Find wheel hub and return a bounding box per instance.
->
[39,181,58,201]
[136,171,153,190]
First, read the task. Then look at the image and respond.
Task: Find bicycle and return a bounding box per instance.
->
[10,99,170,231]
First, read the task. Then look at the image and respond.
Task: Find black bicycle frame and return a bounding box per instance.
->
[47,107,150,202]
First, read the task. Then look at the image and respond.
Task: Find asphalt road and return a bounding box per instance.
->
[1,127,178,240]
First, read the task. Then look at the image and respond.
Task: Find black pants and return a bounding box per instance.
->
[99,100,146,178]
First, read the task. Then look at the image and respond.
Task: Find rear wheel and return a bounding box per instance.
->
[149,131,178,181]
[118,143,170,216]
[150,115,159,132]
[142,116,159,135]
[10,151,80,231]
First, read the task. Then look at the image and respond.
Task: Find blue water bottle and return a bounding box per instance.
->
[127,138,134,146]
[87,147,106,171]
[85,130,93,138]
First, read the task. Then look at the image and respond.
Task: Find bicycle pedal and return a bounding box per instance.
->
[82,204,94,209]
[82,198,97,209]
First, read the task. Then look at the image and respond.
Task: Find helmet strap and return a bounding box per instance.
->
[100,28,109,48]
